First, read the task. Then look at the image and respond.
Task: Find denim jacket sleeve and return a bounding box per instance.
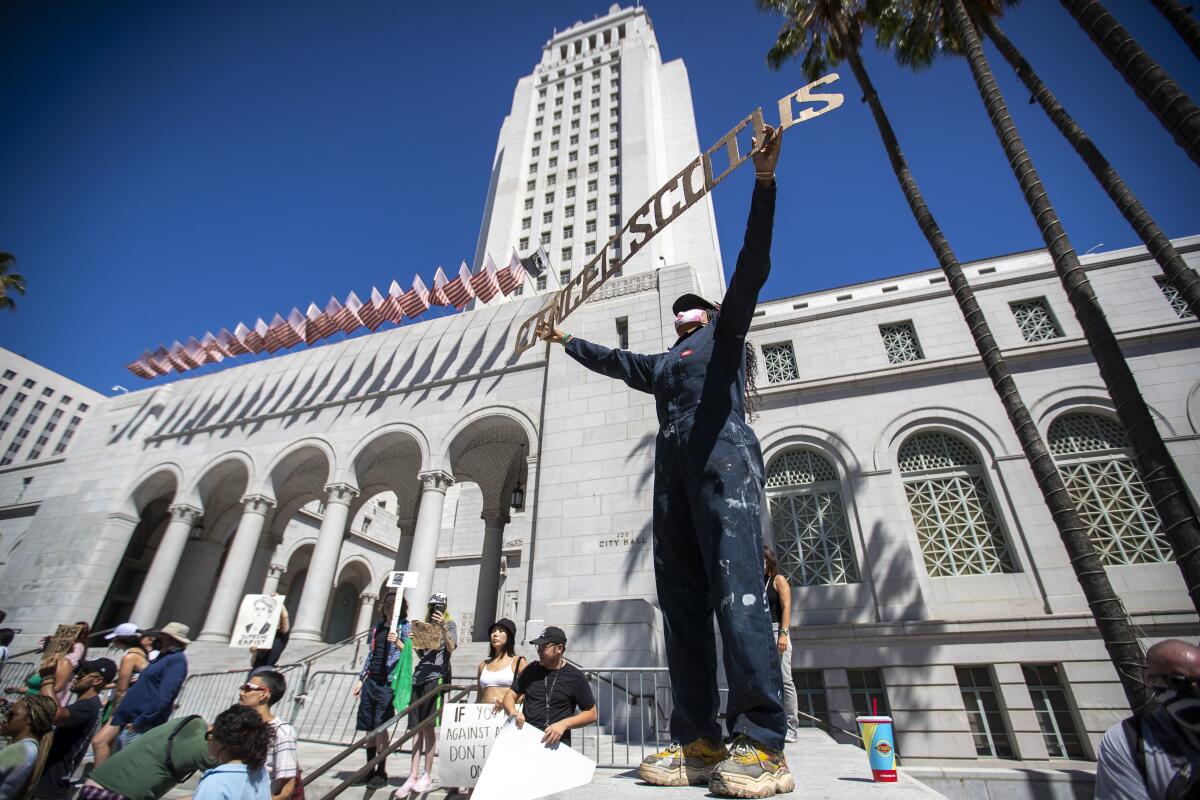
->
[564,337,659,394]
[715,181,776,342]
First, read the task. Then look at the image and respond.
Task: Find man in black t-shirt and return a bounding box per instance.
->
[502,626,596,747]
[35,657,117,799]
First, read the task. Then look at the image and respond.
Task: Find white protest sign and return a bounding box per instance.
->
[229,594,286,649]
[471,718,595,800]
[437,704,514,788]
[386,572,418,632]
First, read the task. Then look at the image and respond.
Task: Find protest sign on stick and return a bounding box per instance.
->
[41,624,84,668]
[438,704,516,788]
[471,717,595,800]
[385,571,418,633]
[229,594,286,649]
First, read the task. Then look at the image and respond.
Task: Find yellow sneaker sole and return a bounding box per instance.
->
[637,761,717,787]
[709,768,795,798]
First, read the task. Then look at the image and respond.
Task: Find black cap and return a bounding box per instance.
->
[490,618,517,641]
[529,625,567,646]
[672,293,719,316]
[77,658,118,684]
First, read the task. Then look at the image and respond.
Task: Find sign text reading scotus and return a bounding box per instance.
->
[513,73,845,354]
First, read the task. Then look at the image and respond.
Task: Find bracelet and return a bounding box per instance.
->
[755,171,775,179]
[561,333,574,346]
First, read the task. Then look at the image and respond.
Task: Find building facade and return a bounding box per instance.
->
[1,3,1198,771]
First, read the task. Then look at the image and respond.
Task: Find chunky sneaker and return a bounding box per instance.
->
[412,773,434,794]
[708,735,795,798]
[392,775,418,798]
[638,738,728,786]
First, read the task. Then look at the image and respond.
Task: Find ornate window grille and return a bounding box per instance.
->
[898,432,1016,577]
[766,450,859,586]
[1048,412,1170,565]
[1010,298,1063,342]
[1155,275,1195,319]
[762,343,798,383]
[879,322,925,364]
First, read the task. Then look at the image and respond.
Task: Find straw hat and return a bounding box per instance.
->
[155,622,192,645]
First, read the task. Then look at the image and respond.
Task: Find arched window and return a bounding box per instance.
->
[765,449,859,586]
[1048,412,1170,565]
[898,431,1016,577]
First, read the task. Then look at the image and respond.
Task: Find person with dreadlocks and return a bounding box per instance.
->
[0,694,57,800]
[536,124,790,798]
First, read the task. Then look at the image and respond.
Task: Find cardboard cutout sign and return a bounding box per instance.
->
[411,619,445,651]
[438,703,517,787]
[513,73,845,354]
[41,624,84,668]
[471,718,596,800]
[229,594,286,649]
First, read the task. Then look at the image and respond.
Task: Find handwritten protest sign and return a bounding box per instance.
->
[437,704,517,787]
[41,624,84,668]
[472,717,595,800]
[229,594,286,649]
[411,619,445,651]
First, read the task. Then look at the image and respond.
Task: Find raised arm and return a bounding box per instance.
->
[715,125,781,343]
[537,322,658,394]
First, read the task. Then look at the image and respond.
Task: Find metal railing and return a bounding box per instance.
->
[290,670,401,746]
[171,664,305,723]
[0,661,35,697]
[573,667,672,766]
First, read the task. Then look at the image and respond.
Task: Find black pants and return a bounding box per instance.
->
[356,678,394,731]
[653,414,786,751]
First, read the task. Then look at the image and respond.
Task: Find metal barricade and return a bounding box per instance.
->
[290,670,408,746]
[171,664,306,723]
[574,667,673,767]
[0,661,36,696]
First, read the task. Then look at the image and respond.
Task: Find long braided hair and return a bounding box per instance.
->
[744,340,762,422]
[18,694,57,800]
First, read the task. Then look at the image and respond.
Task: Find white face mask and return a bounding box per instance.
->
[674,308,707,332]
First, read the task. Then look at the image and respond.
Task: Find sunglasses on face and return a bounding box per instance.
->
[239,683,269,694]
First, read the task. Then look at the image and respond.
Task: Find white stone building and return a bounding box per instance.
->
[1,3,1198,771]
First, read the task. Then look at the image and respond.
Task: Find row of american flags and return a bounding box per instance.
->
[125,247,551,379]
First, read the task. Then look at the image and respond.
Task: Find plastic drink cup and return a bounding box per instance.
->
[856,715,897,782]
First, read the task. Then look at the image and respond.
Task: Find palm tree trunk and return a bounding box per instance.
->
[832,16,1152,714]
[979,13,1200,320]
[1150,0,1200,62]
[943,0,1200,619]
[1059,0,1200,169]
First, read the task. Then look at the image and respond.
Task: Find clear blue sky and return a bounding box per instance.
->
[2,1,1197,393]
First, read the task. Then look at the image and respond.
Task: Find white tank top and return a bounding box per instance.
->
[479,658,517,689]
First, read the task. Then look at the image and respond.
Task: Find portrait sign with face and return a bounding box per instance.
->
[229,594,286,649]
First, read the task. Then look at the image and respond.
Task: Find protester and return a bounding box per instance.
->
[140,633,159,664]
[0,694,57,800]
[539,126,792,797]
[249,602,289,670]
[352,590,408,790]
[394,593,455,799]
[1095,639,1200,799]
[107,624,189,751]
[44,624,90,709]
[238,670,298,800]
[0,629,14,670]
[764,548,799,743]
[192,706,271,800]
[91,625,151,767]
[34,658,117,800]
[477,619,524,706]
[82,714,216,800]
[501,626,597,750]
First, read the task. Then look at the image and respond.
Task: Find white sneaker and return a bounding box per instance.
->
[393,775,418,798]
[412,773,434,793]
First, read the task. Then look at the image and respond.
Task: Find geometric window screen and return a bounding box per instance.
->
[879,321,925,364]
[763,342,799,383]
[1010,298,1063,342]
[898,432,1017,577]
[766,450,860,587]
[1155,275,1195,319]
[1048,412,1171,566]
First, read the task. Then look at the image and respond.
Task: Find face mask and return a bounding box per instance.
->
[674,308,707,332]
[1163,685,1200,733]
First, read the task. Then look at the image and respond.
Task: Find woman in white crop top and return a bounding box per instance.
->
[476,617,525,705]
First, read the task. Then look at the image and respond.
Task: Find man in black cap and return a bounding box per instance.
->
[500,626,596,748]
[537,126,792,797]
[35,656,118,799]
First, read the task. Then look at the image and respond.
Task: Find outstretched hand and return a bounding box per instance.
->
[752,124,782,180]
[536,322,565,344]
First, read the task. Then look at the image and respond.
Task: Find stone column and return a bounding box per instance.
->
[405,471,453,613]
[262,563,287,595]
[357,592,378,635]
[198,495,275,642]
[473,511,509,641]
[292,483,358,642]
[131,504,202,628]
[393,517,416,570]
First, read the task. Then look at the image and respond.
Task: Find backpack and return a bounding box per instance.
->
[1121,710,1198,800]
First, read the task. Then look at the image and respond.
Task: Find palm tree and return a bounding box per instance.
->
[1149,0,1200,63]
[1059,0,1200,169]
[936,0,1200,617]
[757,0,1153,713]
[0,253,26,312]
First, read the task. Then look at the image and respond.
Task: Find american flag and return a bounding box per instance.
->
[443,261,475,308]
[186,337,212,366]
[167,341,194,370]
[234,322,262,353]
[333,292,364,333]
[400,275,430,318]
[126,357,157,379]
[263,314,289,352]
[305,303,332,344]
[219,328,249,356]
[201,333,228,362]
[382,280,406,324]
[359,288,388,330]
[471,255,501,303]
[497,250,527,295]
[150,346,175,373]
[429,267,451,307]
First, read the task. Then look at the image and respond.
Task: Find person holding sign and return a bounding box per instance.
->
[500,626,596,748]
[351,590,409,790]
[537,127,794,798]
[394,593,455,799]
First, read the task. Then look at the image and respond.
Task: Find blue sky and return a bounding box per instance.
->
[1,1,1197,393]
